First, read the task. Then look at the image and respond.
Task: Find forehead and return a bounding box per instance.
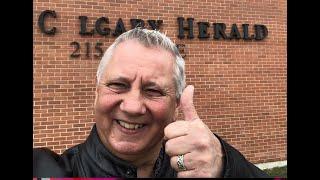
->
[103,40,175,85]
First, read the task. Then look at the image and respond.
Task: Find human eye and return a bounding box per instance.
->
[105,82,128,92]
[144,87,165,97]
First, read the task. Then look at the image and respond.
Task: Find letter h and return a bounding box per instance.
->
[177,17,194,39]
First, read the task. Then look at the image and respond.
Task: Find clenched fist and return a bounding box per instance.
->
[164,85,225,178]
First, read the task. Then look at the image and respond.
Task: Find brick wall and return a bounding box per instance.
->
[33,0,287,164]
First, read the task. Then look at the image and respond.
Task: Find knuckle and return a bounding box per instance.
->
[177,172,187,178]
[198,155,209,165]
[165,140,174,155]
[164,142,170,154]
[198,171,209,178]
[191,120,203,131]
[164,124,171,136]
[191,154,208,167]
[196,138,210,150]
[170,157,176,168]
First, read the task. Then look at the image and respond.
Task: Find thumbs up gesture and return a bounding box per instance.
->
[164,85,225,177]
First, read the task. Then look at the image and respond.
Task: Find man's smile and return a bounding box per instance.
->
[94,38,177,159]
[115,119,146,130]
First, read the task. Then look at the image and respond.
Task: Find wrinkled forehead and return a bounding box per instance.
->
[102,40,176,85]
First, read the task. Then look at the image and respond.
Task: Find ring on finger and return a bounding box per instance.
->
[177,154,187,171]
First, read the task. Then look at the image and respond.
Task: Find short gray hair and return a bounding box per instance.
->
[96,28,186,100]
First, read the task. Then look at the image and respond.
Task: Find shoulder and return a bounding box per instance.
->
[213,134,270,178]
[33,145,83,177]
[33,147,67,177]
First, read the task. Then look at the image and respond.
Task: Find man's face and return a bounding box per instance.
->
[94,39,178,157]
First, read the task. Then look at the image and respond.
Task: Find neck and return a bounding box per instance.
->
[128,141,162,167]
[137,163,156,177]
[125,142,163,177]
[108,141,163,177]
[95,127,163,177]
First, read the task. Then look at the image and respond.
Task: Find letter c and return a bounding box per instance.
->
[38,10,57,35]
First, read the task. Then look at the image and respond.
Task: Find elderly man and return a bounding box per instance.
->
[33,28,269,178]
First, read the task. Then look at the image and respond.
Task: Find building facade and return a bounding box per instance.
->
[33,0,287,164]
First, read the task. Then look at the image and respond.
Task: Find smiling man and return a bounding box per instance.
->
[33,28,270,178]
[94,37,179,177]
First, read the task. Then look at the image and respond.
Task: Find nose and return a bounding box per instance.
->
[120,90,146,115]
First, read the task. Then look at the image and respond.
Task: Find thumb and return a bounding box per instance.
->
[180,85,199,121]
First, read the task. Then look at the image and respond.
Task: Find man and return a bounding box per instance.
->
[33,28,270,178]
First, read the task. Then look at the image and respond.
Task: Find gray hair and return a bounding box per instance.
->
[96,28,186,100]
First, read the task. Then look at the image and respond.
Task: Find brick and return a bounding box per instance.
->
[33,0,287,164]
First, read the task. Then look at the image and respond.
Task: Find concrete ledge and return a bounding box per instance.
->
[255,160,287,170]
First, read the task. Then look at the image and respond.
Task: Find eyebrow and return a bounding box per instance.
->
[107,76,166,88]
[143,81,162,88]
[107,77,131,83]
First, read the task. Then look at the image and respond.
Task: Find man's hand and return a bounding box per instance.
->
[164,85,224,177]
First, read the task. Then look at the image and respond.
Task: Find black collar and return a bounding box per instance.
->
[84,124,176,177]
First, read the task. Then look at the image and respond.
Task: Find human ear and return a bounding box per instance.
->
[94,76,99,106]
[173,103,181,121]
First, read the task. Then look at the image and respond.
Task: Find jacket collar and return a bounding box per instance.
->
[84,124,176,177]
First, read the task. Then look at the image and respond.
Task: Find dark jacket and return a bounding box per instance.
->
[33,124,270,178]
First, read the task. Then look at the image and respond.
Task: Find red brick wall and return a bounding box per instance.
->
[33,0,287,164]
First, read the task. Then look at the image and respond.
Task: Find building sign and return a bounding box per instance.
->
[38,10,268,58]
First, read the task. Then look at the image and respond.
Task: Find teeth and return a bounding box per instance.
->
[118,120,144,130]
